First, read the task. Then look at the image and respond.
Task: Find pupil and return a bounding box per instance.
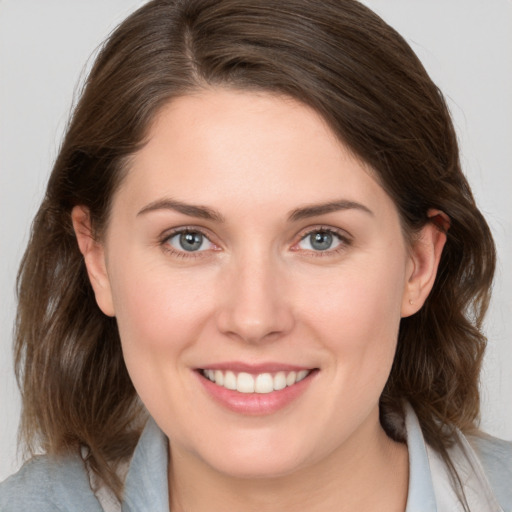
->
[311,231,332,251]
[180,232,203,251]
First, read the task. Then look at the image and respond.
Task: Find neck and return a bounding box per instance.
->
[168,413,409,512]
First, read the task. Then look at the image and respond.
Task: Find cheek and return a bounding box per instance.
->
[299,252,407,378]
[106,254,216,388]
[107,258,217,424]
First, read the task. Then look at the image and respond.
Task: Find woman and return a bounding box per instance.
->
[1,0,510,511]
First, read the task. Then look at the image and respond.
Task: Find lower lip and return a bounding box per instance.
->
[196,370,317,415]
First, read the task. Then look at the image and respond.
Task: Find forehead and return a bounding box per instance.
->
[114,88,396,221]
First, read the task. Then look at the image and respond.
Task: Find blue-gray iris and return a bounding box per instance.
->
[311,231,333,251]
[180,232,203,251]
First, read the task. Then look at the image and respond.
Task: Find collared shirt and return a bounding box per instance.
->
[403,403,511,511]
[1,405,511,511]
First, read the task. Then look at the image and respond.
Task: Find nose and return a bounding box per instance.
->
[215,252,295,344]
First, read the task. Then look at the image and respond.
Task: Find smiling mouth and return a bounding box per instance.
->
[199,369,313,394]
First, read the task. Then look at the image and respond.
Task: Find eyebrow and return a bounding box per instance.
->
[287,200,374,222]
[137,198,373,223]
[137,198,225,222]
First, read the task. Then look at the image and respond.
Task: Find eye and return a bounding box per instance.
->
[296,229,346,252]
[165,230,214,253]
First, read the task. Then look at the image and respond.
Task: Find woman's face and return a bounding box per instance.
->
[81,89,434,478]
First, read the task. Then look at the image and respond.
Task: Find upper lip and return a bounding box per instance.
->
[196,362,315,374]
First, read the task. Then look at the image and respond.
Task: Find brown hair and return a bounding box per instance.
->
[15,0,495,503]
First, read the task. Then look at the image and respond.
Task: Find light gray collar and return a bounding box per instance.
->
[121,418,169,512]
[403,402,503,512]
[102,405,503,512]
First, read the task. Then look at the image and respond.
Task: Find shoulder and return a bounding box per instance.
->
[0,452,103,512]
[467,432,512,508]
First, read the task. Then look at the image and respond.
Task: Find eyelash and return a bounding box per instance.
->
[159,226,352,259]
[160,227,217,259]
[292,226,352,257]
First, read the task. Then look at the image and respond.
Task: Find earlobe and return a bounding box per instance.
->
[71,206,115,317]
[401,209,449,318]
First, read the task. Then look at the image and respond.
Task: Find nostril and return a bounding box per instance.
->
[215,308,293,344]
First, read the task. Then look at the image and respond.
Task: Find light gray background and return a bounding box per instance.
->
[1,0,511,482]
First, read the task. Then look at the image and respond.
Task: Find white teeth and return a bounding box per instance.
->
[237,372,255,393]
[224,371,237,390]
[296,370,309,382]
[202,368,312,393]
[214,370,224,386]
[255,373,274,393]
[273,371,287,391]
[286,371,297,386]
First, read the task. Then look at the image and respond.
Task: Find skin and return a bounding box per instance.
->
[73,89,446,511]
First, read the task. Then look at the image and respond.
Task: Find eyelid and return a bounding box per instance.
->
[158,224,352,259]
[159,226,220,257]
[291,225,352,254]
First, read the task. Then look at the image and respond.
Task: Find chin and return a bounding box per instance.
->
[208,455,305,480]
[187,429,319,480]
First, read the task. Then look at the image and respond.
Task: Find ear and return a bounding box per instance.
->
[71,206,115,317]
[401,209,449,317]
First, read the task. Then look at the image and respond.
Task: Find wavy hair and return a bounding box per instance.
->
[15,0,495,503]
